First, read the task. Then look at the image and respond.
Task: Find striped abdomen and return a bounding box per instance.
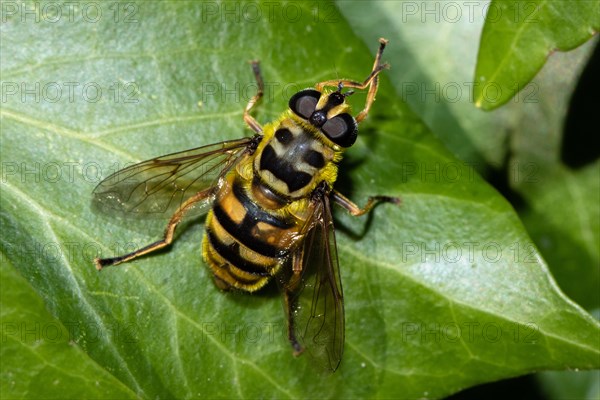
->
[202,173,303,291]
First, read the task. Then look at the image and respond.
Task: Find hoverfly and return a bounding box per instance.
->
[93,38,399,372]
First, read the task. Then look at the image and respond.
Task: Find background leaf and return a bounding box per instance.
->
[506,41,600,311]
[474,0,600,109]
[338,0,526,171]
[1,1,598,399]
[339,0,599,398]
[539,369,600,399]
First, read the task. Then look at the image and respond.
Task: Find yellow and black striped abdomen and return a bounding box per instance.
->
[202,172,303,292]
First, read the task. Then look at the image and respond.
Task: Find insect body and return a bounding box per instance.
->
[93,38,398,372]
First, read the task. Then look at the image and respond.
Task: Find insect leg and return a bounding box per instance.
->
[331,189,400,217]
[283,289,304,356]
[94,189,213,270]
[243,61,264,134]
[316,38,389,123]
[283,248,306,356]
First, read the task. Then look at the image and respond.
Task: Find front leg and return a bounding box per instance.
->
[331,190,400,216]
[243,61,264,134]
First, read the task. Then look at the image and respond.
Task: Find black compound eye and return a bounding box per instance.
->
[289,89,321,119]
[322,113,358,147]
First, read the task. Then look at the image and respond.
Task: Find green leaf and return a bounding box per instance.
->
[517,160,600,310]
[538,369,600,400]
[340,3,600,397]
[1,1,598,399]
[474,0,600,109]
[337,1,514,172]
[506,40,600,310]
[339,0,599,310]
[0,257,136,399]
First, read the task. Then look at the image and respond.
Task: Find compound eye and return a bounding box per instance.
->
[289,89,321,119]
[322,113,358,147]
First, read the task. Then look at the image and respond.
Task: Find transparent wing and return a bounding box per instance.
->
[284,194,345,372]
[92,136,256,218]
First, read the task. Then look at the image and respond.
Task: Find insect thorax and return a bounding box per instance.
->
[252,114,341,199]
